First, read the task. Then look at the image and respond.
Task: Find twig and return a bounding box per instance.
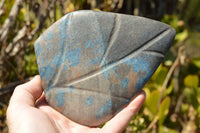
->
[28,0,57,40]
[3,57,24,81]
[0,77,32,96]
[173,64,180,93]
[158,45,186,107]
[0,0,6,16]
[0,0,5,9]
[90,0,96,9]
[118,0,124,9]
[143,116,158,133]
[0,0,23,43]
[5,25,27,56]
[159,55,180,104]
[59,0,65,15]
[175,93,185,113]
[144,46,186,132]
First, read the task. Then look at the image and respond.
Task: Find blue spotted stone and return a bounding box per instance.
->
[34,10,175,126]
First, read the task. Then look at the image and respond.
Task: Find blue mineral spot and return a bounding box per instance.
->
[85,40,92,49]
[51,54,61,67]
[123,99,130,104]
[57,19,68,46]
[135,68,154,90]
[110,84,115,93]
[121,78,129,89]
[95,49,99,54]
[67,47,82,67]
[113,65,119,78]
[128,55,158,90]
[43,66,54,81]
[102,66,119,80]
[34,42,42,57]
[57,18,66,31]
[102,71,110,80]
[99,42,105,55]
[96,99,112,119]
[67,85,74,93]
[46,42,51,48]
[46,32,54,40]
[102,65,118,80]
[56,90,65,107]
[86,97,93,106]
[88,56,101,65]
[125,55,150,74]
[134,60,149,73]
[63,64,68,70]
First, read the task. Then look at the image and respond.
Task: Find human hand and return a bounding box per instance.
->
[7,75,146,133]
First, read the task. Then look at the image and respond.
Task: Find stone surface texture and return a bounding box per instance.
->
[34,10,175,126]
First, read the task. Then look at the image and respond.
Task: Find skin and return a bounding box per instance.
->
[6,75,146,133]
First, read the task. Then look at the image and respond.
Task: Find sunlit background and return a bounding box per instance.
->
[0,0,200,132]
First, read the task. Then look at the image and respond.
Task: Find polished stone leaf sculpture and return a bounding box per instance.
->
[34,10,175,126]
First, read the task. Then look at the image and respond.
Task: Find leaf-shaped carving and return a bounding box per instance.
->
[34,10,175,126]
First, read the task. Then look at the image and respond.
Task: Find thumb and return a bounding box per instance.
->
[8,75,43,108]
[103,91,146,133]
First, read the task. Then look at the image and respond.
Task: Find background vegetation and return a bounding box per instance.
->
[0,0,200,132]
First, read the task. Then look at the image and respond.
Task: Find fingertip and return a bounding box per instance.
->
[127,90,146,107]
[141,90,146,99]
[103,90,146,133]
[25,75,43,100]
[31,75,42,85]
[34,75,41,80]
[136,90,146,100]
[141,90,146,97]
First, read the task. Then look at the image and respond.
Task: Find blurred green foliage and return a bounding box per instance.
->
[0,0,200,132]
[23,45,38,76]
